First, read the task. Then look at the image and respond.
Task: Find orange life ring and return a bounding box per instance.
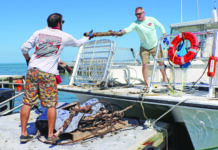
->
[168,32,199,65]
[16,79,23,91]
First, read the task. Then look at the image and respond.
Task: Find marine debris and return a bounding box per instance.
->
[36,100,135,145]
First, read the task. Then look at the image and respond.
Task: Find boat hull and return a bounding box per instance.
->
[180,107,218,149]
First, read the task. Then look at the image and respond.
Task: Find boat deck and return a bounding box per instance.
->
[58,84,218,107]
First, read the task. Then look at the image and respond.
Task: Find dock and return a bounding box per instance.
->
[0,111,169,150]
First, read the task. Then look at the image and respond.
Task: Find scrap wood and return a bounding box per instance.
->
[60,101,79,110]
[77,105,134,130]
[54,103,93,138]
[102,105,133,118]
[54,111,76,138]
[81,104,133,121]
[67,120,128,142]
[78,118,121,132]
[84,30,123,37]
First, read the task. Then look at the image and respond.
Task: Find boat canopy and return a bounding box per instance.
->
[171,8,218,34]
[171,19,218,34]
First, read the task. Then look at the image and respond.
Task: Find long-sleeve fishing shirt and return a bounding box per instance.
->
[21,27,89,75]
[124,16,166,50]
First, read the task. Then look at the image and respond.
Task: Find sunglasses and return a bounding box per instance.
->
[135,12,143,16]
[62,20,65,24]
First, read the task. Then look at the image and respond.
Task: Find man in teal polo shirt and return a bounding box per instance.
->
[119,7,168,89]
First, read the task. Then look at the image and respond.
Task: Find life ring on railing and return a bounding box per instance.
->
[168,32,199,65]
[16,79,23,91]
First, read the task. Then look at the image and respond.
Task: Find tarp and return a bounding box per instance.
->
[38,98,104,133]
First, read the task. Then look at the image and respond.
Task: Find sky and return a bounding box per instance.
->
[0,0,216,64]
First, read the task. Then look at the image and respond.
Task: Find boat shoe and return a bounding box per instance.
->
[46,135,60,144]
[20,135,34,143]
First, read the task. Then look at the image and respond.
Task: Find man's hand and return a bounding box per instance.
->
[163,38,169,45]
[26,58,30,66]
[23,53,31,66]
[163,33,169,45]
[84,30,94,40]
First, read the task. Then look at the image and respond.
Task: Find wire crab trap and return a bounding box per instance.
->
[70,39,115,87]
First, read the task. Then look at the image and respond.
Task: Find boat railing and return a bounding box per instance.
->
[0,75,25,90]
[0,75,25,115]
[150,30,218,97]
[115,47,141,65]
[0,92,24,116]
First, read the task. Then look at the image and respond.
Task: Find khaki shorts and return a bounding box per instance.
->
[22,68,58,107]
[140,46,163,64]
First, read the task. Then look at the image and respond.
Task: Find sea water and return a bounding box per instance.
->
[0,63,77,112]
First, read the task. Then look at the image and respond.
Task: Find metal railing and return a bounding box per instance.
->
[0,92,24,116]
[0,76,25,115]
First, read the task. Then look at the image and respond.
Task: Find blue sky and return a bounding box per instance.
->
[0,0,216,64]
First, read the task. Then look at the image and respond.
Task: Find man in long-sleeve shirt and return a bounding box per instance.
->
[119,7,168,89]
[20,13,91,144]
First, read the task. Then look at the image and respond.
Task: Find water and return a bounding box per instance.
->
[0,63,78,112]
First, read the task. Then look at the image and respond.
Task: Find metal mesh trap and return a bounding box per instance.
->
[70,39,115,87]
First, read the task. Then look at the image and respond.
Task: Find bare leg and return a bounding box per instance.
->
[47,107,56,137]
[158,62,168,82]
[20,104,32,136]
[142,64,149,87]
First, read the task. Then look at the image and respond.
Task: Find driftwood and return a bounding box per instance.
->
[54,111,76,138]
[84,30,123,37]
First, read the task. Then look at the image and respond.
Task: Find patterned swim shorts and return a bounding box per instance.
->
[22,68,58,107]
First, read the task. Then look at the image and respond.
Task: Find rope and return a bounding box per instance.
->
[140,93,148,120]
[144,97,189,150]
[191,62,209,88]
[168,48,177,94]
[167,41,187,96]
[152,97,188,126]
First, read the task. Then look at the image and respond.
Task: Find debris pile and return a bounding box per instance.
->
[36,99,134,145]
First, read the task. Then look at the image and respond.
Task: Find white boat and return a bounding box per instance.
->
[58,8,218,149]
